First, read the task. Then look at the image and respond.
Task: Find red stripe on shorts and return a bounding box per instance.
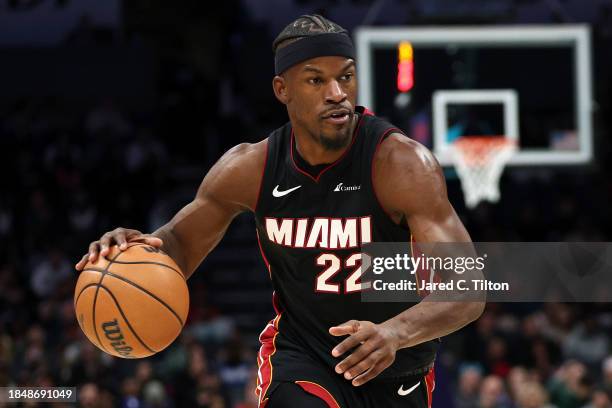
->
[424,367,436,408]
[256,313,281,407]
[295,380,341,408]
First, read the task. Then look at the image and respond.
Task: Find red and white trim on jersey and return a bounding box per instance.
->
[256,301,282,408]
[289,112,365,183]
[424,367,436,408]
[255,229,281,407]
[295,380,341,408]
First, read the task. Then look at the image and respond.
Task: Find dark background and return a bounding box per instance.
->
[0,0,611,407]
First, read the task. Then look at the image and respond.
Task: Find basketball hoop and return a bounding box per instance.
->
[451,136,516,209]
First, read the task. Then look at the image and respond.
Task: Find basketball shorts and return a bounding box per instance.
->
[257,349,435,408]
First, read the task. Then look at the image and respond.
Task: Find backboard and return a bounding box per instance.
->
[355,25,593,166]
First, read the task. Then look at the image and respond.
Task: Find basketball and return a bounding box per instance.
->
[74,243,189,359]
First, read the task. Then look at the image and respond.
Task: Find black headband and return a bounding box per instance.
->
[274,33,355,75]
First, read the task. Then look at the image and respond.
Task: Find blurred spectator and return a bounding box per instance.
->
[85,98,132,138]
[603,357,612,389]
[142,380,171,408]
[455,363,483,408]
[120,377,142,408]
[507,366,529,402]
[79,382,114,408]
[563,316,609,371]
[515,381,555,408]
[172,343,211,407]
[479,375,513,408]
[125,129,168,174]
[68,193,97,234]
[217,330,252,406]
[486,337,511,378]
[235,369,259,408]
[135,360,154,388]
[30,248,72,298]
[548,360,592,408]
[79,382,100,408]
[581,388,612,408]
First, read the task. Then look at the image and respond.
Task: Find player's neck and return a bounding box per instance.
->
[293,115,358,166]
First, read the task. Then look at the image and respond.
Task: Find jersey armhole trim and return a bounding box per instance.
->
[371,127,405,225]
[254,139,270,213]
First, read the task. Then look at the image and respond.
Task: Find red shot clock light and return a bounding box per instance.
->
[397,41,414,92]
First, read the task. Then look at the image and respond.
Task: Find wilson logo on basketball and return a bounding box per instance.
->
[102,319,133,357]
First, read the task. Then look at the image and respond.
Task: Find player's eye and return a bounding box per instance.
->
[340,72,354,82]
[308,77,323,85]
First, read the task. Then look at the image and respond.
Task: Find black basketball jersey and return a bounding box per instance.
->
[254,106,439,382]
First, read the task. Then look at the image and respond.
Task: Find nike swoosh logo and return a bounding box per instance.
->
[397,381,420,396]
[272,185,302,197]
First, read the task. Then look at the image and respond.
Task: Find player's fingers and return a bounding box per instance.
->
[336,344,378,376]
[126,233,163,248]
[332,328,370,357]
[99,233,113,257]
[115,229,129,250]
[88,241,101,262]
[75,253,90,270]
[351,356,393,386]
[141,235,164,247]
[344,352,380,381]
[329,320,361,337]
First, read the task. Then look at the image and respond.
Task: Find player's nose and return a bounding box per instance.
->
[324,80,347,104]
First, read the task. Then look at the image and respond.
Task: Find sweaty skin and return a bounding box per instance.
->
[75,55,484,386]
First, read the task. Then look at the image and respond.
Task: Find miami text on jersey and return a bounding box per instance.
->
[265,216,372,249]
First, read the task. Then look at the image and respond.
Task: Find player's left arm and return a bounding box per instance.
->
[330,133,485,386]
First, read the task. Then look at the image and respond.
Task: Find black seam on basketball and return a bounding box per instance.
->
[102,243,184,279]
[102,272,184,327]
[92,249,125,354]
[82,262,182,281]
[98,285,157,354]
[75,283,100,306]
[82,267,184,327]
[108,260,184,279]
[92,282,107,352]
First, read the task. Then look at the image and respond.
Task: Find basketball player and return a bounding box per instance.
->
[76,15,484,408]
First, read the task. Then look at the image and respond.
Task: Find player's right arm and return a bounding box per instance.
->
[75,140,267,279]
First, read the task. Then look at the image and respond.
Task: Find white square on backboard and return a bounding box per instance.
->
[433,89,519,166]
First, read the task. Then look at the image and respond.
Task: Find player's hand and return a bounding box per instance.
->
[75,228,163,270]
[329,320,400,386]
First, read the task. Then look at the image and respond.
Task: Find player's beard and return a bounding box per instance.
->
[319,130,350,151]
[318,119,353,151]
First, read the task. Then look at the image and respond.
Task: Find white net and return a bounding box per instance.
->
[451,136,516,209]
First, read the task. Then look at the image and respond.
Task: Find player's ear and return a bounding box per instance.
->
[272,75,289,105]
